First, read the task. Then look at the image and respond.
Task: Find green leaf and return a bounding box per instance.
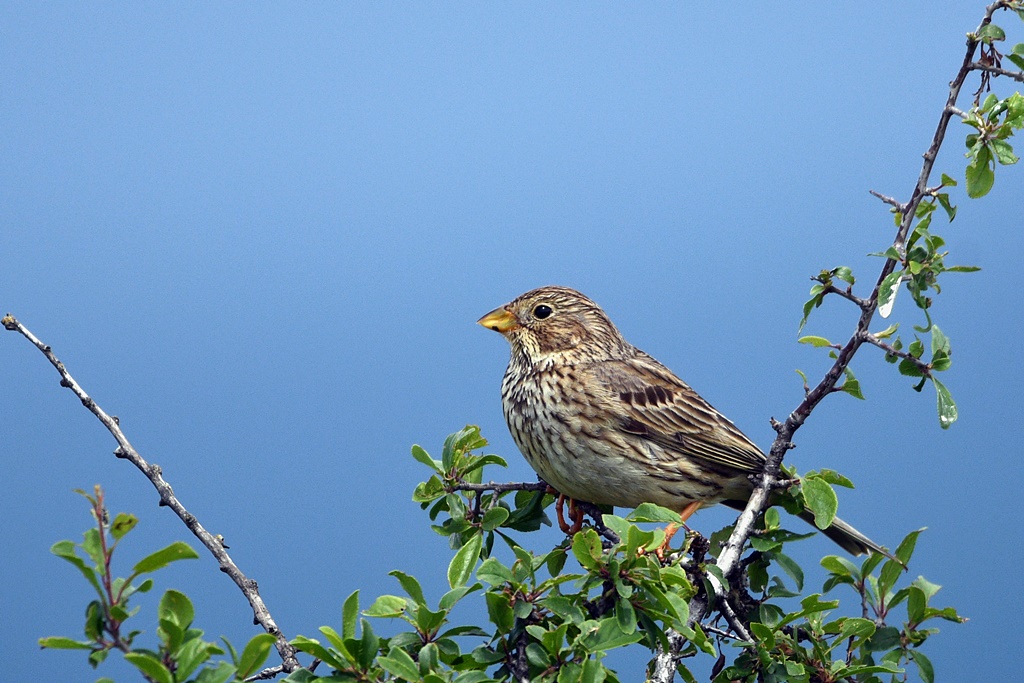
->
[773,551,804,591]
[439,583,479,610]
[977,23,1006,42]
[364,594,408,618]
[571,528,604,571]
[908,586,926,624]
[935,193,957,221]
[481,505,510,530]
[910,649,935,683]
[159,589,195,630]
[877,270,903,318]
[615,598,637,634]
[748,622,775,648]
[839,617,876,640]
[379,646,421,681]
[627,503,682,524]
[893,528,923,566]
[991,138,1019,165]
[578,617,644,652]
[342,590,359,640]
[802,477,838,529]
[939,173,957,186]
[132,541,199,575]
[833,266,855,284]
[236,633,278,679]
[174,637,215,681]
[865,626,902,652]
[898,358,925,377]
[873,323,899,339]
[290,636,347,670]
[799,284,826,331]
[476,557,513,586]
[485,591,514,632]
[798,335,833,348]
[110,512,138,541]
[460,453,509,478]
[358,619,379,669]
[411,444,442,473]
[194,661,237,683]
[966,147,995,198]
[912,575,942,600]
[124,652,174,683]
[841,368,864,400]
[931,326,951,356]
[81,528,104,569]
[38,636,93,650]
[448,533,482,589]
[933,378,958,429]
[389,570,427,606]
[821,555,860,579]
[50,541,103,598]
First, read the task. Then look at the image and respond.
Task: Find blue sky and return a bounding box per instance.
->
[3,3,1021,681]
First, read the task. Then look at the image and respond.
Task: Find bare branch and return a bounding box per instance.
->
[649,630,688,683]
[1,314,301,673]
[703,624,745,642]
[946,105,969,119]
[969,61,1024,83]
[822,284,871,310]
[449,480,547,494]
[869,189,904,210]
[246,665,286,682]
[863,333,932,375]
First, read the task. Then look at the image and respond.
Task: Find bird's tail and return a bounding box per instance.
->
[796,508,897,562]
[722,500,896,561]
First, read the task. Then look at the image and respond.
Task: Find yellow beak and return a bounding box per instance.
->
[477,307,519,333]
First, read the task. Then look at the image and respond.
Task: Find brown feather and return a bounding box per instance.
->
[483,285,888,556]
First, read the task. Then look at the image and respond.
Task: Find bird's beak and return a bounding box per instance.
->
[477,306,519,334]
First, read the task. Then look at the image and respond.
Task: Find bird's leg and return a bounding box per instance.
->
[554,493,586,535]
[655,501,702,560]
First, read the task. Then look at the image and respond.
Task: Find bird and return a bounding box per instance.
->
[477,285,886,556]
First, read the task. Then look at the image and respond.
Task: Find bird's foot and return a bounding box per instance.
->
[554,493,585,535]
[652,501,702,560]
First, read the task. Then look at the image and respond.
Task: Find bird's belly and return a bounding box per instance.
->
[504,396,733,511]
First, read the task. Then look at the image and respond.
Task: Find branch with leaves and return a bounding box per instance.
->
[1,314,300,677]
[669,0,1022,675]
[9,3,1021,683]
[40,486,279,683]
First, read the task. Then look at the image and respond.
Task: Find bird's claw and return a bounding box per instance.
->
[555,494,585,535]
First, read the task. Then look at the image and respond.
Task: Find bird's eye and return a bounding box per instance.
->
[533,304,553,320]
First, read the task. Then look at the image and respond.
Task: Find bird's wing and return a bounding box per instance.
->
[588,353,766,474]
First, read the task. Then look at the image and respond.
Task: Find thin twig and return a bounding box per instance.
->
[969,61,1024,83]
[2,314,301,673]
[823,284,870,310]
[704,624,744,642]
[946,105,969,119]
[863,333,932,375]
[449,480,548,493]
[246,665,286,682]
[868,189,904,210]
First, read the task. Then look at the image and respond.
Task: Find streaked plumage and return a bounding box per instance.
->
[478,285,885,556]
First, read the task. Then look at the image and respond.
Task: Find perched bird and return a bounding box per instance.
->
[478,285,886,556]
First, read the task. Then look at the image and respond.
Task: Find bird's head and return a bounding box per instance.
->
[477,286,631,365]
